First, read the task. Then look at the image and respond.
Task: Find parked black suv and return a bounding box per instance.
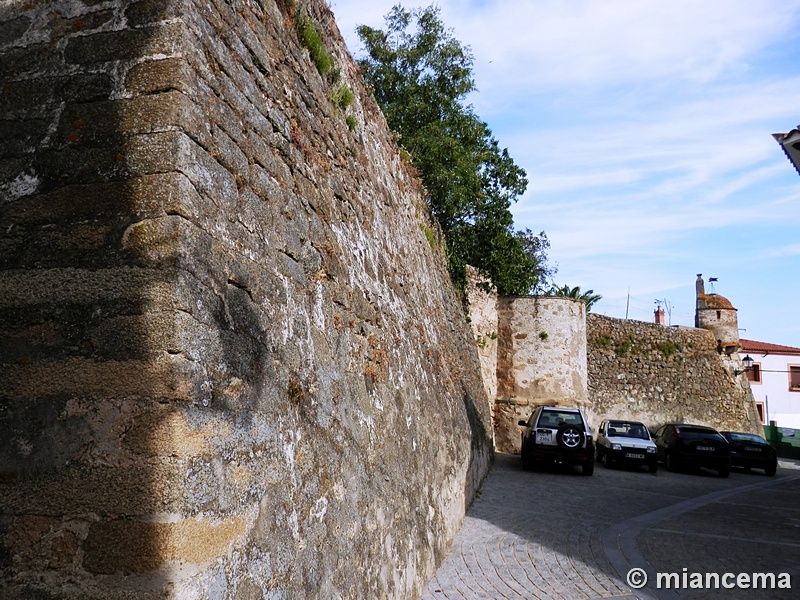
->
[518,406,595,475]
[651,423,731,477]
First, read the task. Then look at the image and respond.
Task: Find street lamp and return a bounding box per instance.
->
[734,355,754,377]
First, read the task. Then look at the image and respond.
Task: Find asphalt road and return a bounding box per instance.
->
[423,453,800,600]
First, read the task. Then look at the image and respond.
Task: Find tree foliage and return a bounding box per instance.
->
[547,285,603,312]
[356,5,552,295]
[516,228,556,294]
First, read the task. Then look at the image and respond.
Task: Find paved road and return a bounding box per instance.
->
[423,454,800,599]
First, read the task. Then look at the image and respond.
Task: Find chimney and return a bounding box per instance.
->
[654,307,665,325]
[695,274,704,327]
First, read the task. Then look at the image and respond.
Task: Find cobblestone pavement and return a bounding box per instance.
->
[423,453,800,600]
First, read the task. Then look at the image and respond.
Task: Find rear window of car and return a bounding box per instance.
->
[540,411,582,427]
[726,433,766,443]
[678,427,725,442]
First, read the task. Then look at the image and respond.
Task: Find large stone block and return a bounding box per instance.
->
[0,42,62,78]
[83,516,248,574]
[0,15,32,48]
[64,22,187,65]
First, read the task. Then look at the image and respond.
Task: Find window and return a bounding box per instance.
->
[727,432,765,443]
[755,402,765,423]
[790,366,800,391]
[746,363,761,384]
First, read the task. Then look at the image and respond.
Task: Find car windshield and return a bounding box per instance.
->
[726,433,766,444]
[607,421,649,440]
[540,411,582,427]
[678,427,724,442]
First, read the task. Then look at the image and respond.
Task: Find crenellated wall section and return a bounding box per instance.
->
[0,1,493,597]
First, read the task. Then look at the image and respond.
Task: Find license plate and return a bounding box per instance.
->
[625,453,645,459]
[745,446,762,452]
[697,446,714,451]
[536,431,552,443]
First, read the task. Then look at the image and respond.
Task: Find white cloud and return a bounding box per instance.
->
[765,244,800,258]
[442,0,800,90]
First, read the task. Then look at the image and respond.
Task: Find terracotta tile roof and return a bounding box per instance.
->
[740,338,800,356]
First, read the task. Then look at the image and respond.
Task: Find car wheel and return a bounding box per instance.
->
[556,425,585,452]
[665,451,676,472]
[582,460,594,476]
[717,467,730,478]
[602,451,613,469]
[765,463,777,477]
[521,442,534,471]
[648,462,658,474]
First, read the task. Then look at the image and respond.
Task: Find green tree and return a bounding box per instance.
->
[515,228,556,293]
[356,5,548,295]
[547,285,603,312]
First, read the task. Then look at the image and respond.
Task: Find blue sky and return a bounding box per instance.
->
[330,0,800,347]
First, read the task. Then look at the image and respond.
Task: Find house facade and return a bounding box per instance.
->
[741,339,800,429]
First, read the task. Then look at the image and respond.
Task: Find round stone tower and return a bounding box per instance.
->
[695,274,741,354]
[493,296,588,453]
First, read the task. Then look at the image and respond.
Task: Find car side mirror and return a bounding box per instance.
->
[518,420,528,427]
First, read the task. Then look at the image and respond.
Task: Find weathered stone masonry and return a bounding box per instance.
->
[494,296,588,453]
[586,314,760,438]
[0,1,492,598]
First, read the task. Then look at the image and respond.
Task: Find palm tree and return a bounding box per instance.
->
[547,285,603,312]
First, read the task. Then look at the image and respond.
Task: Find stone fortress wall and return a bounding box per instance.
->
[0,1,493,597]
[468,278,762,454]
[585,314,760,438]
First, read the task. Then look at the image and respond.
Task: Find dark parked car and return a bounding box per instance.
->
[596,420,658,473]
[518,406,595,475]
[651,423,731,477]
[720,431,777,476]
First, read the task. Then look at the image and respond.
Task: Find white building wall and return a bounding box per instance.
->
[747,351,800,429]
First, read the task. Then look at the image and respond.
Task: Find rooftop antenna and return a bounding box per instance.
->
[625,288,630,319]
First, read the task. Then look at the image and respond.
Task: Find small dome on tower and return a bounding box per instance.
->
[697,293,734,310]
